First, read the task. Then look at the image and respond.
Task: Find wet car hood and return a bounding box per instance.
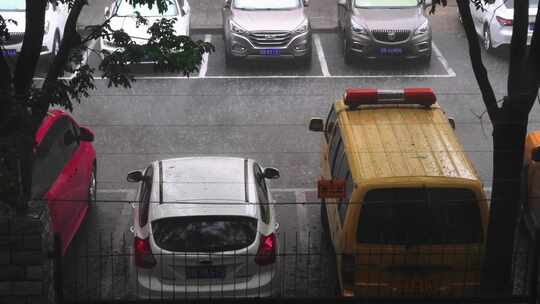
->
[352,6,425,31]
[231,8,306,32]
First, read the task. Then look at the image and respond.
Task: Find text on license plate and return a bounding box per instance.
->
[1,49,17,57]
[379,47,403,55]
[260,49,281,56]
[186,266,226,279]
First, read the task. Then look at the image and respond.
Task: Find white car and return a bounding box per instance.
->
[101,0,191,56]
[467,0,538,51]
[127,157,282,298]
[0,0,68,58]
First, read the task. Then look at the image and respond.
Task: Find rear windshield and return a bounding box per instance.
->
[357,188,483,245]
[233,0,301,10]
[504,0,538,9]
[355,0,419,8]
[0,0,25,10]
[152,216,257,252]
[115,0,178,16]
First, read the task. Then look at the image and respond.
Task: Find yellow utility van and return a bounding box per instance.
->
[309,88,489,297]
[521,131,540,234]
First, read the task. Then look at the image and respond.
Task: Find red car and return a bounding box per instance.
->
[33,110,96,255]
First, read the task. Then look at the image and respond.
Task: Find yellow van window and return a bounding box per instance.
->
[338,173,354,222]
[324,105,337,141]
[356,188,483,245]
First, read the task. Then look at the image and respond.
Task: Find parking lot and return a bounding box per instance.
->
[29,0,540,300]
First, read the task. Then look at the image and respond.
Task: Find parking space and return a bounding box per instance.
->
[34,31,460,80]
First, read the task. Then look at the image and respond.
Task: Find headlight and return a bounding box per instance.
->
[351,19,368,36]
[44,21,50,34]
[230,21,247,35]
[414,20,430,36]
[292,20,309,35]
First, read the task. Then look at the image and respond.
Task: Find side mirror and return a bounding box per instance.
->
[104,6,110,18]
[532,147,540,162]
[303,0,309,7]
[79,126,95,142]
[224,0,231,8]
[127,170,144,183]
[263,167,280,179]
[309,117,324,132]
[180,7,186,17]
[448,117,456,130]
[337,0,346,8]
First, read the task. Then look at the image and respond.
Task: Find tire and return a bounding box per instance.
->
[321,200,330,240]
[343,37,353,65]
[298,51,312,67]
[483,25,493,52]
[419,50,431,65]
[88,163,97,208]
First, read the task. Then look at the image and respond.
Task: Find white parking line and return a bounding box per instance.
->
[432,42,456,77]
[198,34,212,78]
[313,34,331,77]
[294,190,309,250]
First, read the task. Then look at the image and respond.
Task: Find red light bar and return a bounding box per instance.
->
[343,88,377,106]
[496,16,513,26]
[344,87,436,108]
[404,88,437,107]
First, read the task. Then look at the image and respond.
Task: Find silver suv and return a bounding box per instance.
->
[338,0,432,64]
[222,0,312,66]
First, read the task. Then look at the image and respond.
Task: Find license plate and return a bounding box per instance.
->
[260,49,281,56]
[379,47,403,55]
[186,266,226,279]
[530,24,535,31]
[1,49,17,57]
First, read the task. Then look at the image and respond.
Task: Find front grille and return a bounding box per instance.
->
[371,29,410,43]
[2,32,25,45]
[248,31,292,48]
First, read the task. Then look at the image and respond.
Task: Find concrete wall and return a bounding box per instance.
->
[0,201,56,304]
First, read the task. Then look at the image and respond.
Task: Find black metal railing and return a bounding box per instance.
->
[51,229,539,303]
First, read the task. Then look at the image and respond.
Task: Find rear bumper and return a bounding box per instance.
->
[131,262,282,299]
[490,25,533,48]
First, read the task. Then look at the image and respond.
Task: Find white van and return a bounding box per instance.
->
[0,0,69,58]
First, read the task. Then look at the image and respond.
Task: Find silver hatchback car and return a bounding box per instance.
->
[128,157,281,299]
[338,0,433,64]
[222,0,312,66]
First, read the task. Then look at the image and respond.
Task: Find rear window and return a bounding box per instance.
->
[357,188,483,245]
[152,216,257,252]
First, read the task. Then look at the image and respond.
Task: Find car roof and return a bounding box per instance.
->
[335,101,481,183]
[150,157,259,220]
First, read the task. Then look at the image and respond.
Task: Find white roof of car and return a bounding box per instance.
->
[150,157,258,220]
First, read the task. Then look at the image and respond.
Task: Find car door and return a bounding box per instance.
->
[469,0,485,34]
[34,116,83,254]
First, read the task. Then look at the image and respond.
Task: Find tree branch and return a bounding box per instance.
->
[13,0,46,98]
[507,0,529,97]
[35,0,87,126]
[527,0,540,90]
[456,0,499,122]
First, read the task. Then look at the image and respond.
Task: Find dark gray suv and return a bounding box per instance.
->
[338,0,432,64]
[222,0,312,66]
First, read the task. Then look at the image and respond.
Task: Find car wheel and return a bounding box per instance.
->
[320,201,330,239]
[420,51,431,65]
[343,37,353,65]
[298,51,312,67]
[483,25,493,52]
[88,163,97,207]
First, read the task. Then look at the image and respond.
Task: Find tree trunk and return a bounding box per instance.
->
[482,105,528,293]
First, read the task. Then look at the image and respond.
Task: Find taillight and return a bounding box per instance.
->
[342,253,356,285]
[496,16,513,26]
[134,237,156,268]
[255,233,276,266]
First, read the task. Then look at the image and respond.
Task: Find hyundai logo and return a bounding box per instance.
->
[264,34,277,39]
[387,31,396,41]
